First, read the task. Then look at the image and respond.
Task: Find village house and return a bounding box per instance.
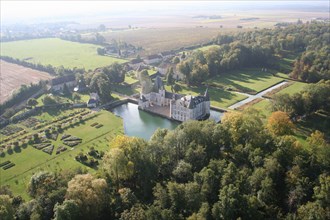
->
[87,93,100,108]
[128,58,144,70]
[144,54,163,65]
[51,75,76,92]
[138,76,210,122]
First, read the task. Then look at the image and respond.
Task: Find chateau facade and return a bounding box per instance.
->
[138,76,210,122]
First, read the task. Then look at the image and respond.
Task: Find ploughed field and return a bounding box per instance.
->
[0,61,53,104]
[0,38,127,70]
[86,27,237,55]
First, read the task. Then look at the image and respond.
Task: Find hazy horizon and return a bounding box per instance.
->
[1,1,329,25]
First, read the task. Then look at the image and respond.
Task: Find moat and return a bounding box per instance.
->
[110,103,224,140]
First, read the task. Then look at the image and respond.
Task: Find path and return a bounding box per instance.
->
[228,81,288,110]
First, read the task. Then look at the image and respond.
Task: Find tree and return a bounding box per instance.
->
[104,63,125,84]
[90,72,111,102]
[28,171,58,197]
[27,98,38,108]
[138,70,153,94]
[53,200,81,220]
[62,83,71,97]
[65,174,109,219]
[43,95,57,105]
[97,48,105,55]
[173,57,180,64]
[267,111,294,136]
[172,160,193,183]
[0,195,14,220]
[308,131,330,167]
[166,67,175,85]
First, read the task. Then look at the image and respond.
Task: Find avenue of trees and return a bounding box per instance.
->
[177,22,329,85]
[1,108,329,220]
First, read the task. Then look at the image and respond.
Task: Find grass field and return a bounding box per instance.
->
[0,38,127,70]
[165,82,247,109]
[207,68,284,94]
[0,110,123,199]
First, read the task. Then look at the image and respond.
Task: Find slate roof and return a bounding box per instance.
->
[165,91,183,100]
[187,96,208,109]
[160,51,174,57]
[130,58,143,64]
[51,75,75,86]
[88,99,97,104]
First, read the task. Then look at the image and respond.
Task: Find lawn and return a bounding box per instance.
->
[165,82,247,109]
[276,81,308,96]
[206,68,284,94]
[0,110,123,199]
[0,38,127,70]
[250,99,272,118]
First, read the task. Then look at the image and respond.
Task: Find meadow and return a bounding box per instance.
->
[206,68,284,94]
[0,110,123,199]
[0,38,127,70]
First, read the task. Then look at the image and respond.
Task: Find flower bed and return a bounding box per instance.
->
[0,160,11,167]
[56,146,67,154]
[61,134,71,140]
[42,145,54,155]
[0,125,24,136]
[90,122,98,127]
[63,140,81,147]
[95,124,103,128]
[33,143,51,150]
[2,162,15,170]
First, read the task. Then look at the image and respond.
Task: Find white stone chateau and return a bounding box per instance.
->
[138,76,210,122]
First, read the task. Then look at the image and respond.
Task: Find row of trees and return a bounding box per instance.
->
[1,108,329,219]
[0,82,46,117]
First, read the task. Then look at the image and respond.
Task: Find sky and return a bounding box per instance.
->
[1,1,329,24]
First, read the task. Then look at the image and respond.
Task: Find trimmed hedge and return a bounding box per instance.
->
[0,160,11,167]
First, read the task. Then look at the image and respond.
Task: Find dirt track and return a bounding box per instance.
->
[0,61,53,104]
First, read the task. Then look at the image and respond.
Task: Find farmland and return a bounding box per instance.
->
[206,68,284,94]
[87,27,240,55]
[0,109,123,199]
[0,61,53,104]
[0,38,127,70]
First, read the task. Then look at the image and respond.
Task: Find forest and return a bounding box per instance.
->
[178,22,329,85]
[0,83,329,219]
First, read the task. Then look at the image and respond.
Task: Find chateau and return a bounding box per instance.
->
[138,76,210,122]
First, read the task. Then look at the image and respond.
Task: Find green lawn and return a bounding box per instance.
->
[125,75,139,85]
[112,84,141,96]
[0,38,127,70]
[206,68,284,94]
[194,44,221,52]
[0,110,123,199]
[251,99,272,118]
[165,82,247,109]
[276,81,308,96]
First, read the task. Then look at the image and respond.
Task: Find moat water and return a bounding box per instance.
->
[110,103,224,140]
